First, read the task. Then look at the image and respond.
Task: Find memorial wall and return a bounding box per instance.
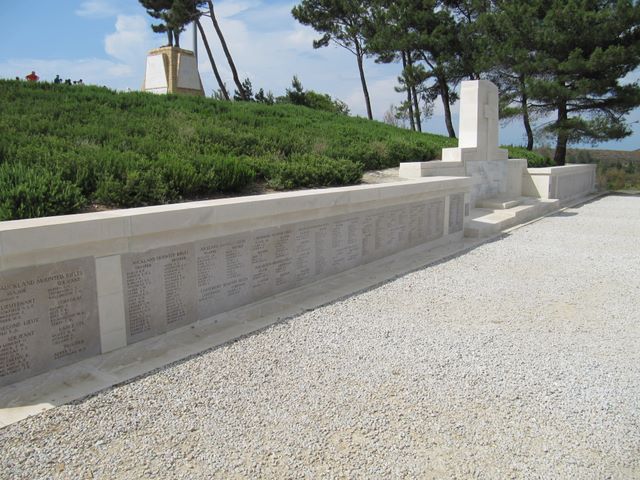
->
[0,178,472,386]
[120,199,448,344]
[0,258,100,385]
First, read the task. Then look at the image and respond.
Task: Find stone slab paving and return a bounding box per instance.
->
[1,194,639,479]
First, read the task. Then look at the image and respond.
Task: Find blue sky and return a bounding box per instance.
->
[2,0,638,151]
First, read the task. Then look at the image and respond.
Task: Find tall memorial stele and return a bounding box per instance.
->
[142,46,204,96]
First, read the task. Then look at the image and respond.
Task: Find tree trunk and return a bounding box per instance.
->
[411,86,421,132]
[355,42,373,120]
[196,19,229,100]
[175,30,181,48]
[439,76,456,138]
[206,0,246,100]
[554,100,568,166]
[519,74,534,150]
[406,53,421,132]
[167,29,174,47]
[401,52,415,131]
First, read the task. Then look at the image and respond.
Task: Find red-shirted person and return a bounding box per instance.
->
[25,71,39,82]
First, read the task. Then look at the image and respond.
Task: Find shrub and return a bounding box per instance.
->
[94,167,170,208]
[196,155,256,193]
[251,154,363,190]
[597,164,640,190]
[0,163,86,220]
[0,79,458,219]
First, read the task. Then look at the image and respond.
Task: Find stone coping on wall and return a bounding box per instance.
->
[0,177,473,266]
[399,161,466,179]
[526,164,597,176]
[523,164,597,202]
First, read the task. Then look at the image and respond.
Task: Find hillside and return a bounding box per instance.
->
[0,80,547,221]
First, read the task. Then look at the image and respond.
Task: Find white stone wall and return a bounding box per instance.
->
[522,165,597,202]
[0,178,473,386]
[399,161,465,179]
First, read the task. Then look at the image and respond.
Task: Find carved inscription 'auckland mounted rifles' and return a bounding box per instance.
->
[122,245,197,345]
[0,258,100,387]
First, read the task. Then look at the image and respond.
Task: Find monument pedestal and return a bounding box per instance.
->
[400,80,513,207]
[440,80,509,206]
[142,46,204,96]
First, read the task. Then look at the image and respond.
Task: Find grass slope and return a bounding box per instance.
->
[0,80,548,220]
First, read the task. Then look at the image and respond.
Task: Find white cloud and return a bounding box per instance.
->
[105,15,154,65]
[0,13,155,90]
[75,0,119,18]
[285,24,319,49]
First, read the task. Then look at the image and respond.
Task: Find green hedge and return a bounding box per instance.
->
[506,146,554,167]
[0,80,554,221]
[0,163,85,220]
[0,80,447,220]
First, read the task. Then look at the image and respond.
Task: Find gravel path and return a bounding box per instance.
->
[2,194,639,479]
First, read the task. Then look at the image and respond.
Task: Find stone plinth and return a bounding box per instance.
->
[142,47,204,96]
[439,80,510,205]
[400,80,512,205]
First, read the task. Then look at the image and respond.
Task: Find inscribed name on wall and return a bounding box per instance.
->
[121,198,447,344]
[0,258,100,387]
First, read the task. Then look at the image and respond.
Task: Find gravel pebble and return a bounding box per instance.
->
[1,194,639,479]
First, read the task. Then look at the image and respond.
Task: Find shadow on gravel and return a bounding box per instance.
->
[69,232,516,406]
[550,211,578,217]
[608,190,640,197]
[568,190,639,210]
[69,194,640,407]
[71,195,639,407]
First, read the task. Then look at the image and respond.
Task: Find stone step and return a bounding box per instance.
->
[477,196,523,210]
[465,197,560,238]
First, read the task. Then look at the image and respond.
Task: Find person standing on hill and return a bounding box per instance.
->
[54,74,62,84]
[25,71,39,81]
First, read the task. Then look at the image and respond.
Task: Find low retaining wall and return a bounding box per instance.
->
[522,164,597,202]
[401,159,528,207]
[0,177,472,387]
[399,161,465,179]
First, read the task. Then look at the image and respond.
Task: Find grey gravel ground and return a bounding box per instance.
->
[1,194,639,479]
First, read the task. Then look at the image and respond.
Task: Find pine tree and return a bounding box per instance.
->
[195,16,229,100]
[139,0,197,48]
[511,0,640,164]
[139,0,175,46]
[367,0,462,138]
[234,78,254,101]
[292,0,374,120]
[478,1,542,150]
